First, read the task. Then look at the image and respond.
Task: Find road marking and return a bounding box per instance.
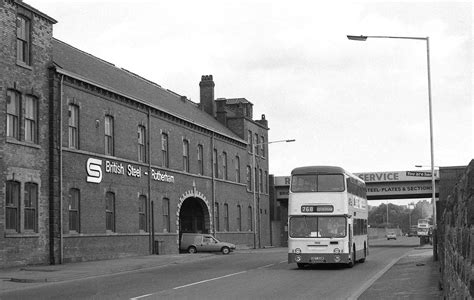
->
[173,271,247,290]
[130,294,152,300]
[257,263,274,269]
[279,260,287,264]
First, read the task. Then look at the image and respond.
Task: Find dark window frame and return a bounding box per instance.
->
[161,133,169,168]
[24,95,38,143]
[68,104,79,149]
[6,181,20,232]
[69,188,80,232]
[16,14,31,65]
[138,195,147,232]
[162,198,170,233]
[105,191,116,232]
[138,125,146,163]
[24,182,38,232]
[104,115,114,156]
[183,139,189,172]
[6,90,20,140]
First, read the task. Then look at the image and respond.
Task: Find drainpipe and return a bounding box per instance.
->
[211,133,216,236]
[59,74,64,264]
[147,107,153,254]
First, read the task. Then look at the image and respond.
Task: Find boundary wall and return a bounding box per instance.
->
[438,160,473,298]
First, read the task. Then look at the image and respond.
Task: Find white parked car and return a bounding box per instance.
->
[180,233,236,254]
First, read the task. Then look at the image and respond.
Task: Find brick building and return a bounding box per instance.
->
[1,0,269,267]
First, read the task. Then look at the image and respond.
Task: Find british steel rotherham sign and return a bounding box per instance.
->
[86,157,174,184]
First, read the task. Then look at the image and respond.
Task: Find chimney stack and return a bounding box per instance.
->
[199,75,216,117]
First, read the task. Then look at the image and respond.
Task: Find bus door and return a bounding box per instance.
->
[348,223,352,255]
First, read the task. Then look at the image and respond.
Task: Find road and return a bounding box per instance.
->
[0,237,420,300]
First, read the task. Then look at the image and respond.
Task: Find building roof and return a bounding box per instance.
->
[52,39,244,143]
[224,98,253,105]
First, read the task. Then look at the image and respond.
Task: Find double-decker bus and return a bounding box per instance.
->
[288,166,368,268]
[417,218,431,237]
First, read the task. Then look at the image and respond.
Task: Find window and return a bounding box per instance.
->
[259,169,263,193]
[248,206,253,231]
[138,126,146,163]
[254,133,259,155]
[69,188,80,232]
[248,130,252,153]
[68,104,79,149]
[24,182,38,231]
[261,136,265,157]
[246,166,252,191]
[222,152,228,180]
[162,198,170,232]
[161,133,169,168]
[237,205,242,231]
[214,202,220,232]
[264,171,268,193]
[183,140,189,172]
[224,204,229,231]
[291,174,345,193]
[6,181,20,231]
[16,15,30,65]
[254,167,258,193]
[197,144,204,175]
[105,192,115,232]
[24,96,37,143]
[213,149,218,177]
[6,90,20,140]
[139,195,147,232]
[104,115,114,156]
[235,156,240,183]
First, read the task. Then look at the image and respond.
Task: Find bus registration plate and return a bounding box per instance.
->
[310,256,325,263]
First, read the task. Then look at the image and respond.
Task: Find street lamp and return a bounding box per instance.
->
[347,34,436,256]
[252,139,295,249]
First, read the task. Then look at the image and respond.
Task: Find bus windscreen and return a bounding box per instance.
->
[289,216,346,238]
[291,174,344,192]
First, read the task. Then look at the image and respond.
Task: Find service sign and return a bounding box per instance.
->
[355,170,439,183]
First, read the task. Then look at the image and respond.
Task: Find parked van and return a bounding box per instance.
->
[180,233,236,254]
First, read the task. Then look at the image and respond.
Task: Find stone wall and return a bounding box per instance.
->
[438,160,473,298]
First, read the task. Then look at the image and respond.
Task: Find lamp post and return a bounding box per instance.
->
[347,34,436,259]
[252,139,295,249]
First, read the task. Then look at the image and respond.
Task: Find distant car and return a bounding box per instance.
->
[180,233,236,254]
[387,232,397,240]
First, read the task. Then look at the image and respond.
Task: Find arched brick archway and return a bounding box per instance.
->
[176,184,212,235]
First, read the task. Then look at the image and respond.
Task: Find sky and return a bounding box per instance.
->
[30,0,472,199]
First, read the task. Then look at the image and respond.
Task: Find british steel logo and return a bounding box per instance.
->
[86,158,103,183]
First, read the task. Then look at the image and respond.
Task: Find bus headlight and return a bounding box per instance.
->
[295,248,302,254]
[295,255,302,262]
[333,248,341,254]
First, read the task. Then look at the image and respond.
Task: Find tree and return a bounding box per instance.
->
[368,200,432,233]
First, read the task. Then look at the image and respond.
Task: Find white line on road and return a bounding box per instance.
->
[257,263,274,269]
[130,294,152,300]
[173,271,247,290]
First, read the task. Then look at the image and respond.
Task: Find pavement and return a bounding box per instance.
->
[0,244,442,299]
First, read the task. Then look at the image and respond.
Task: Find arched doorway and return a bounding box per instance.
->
[179,197,210,234]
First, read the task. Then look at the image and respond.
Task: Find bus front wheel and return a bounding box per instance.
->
[297,263,307,269]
